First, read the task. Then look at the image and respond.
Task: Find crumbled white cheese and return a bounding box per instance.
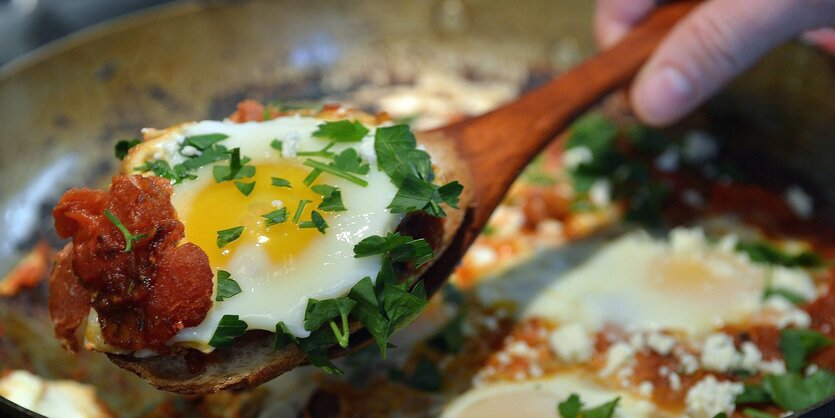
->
[685,375,743,418]
[589,179,612,206]
[506,340,537,360]
[647,332,676,356]
[638,381,654,397]
[600,342,636,376]
[468,244,498,268]
[760,359,787,375]
[281,131,301,158]
[271,200,284,209]
[655,147,680,172]
[670,227,708,255]
[682,130,719,163]
[716,234,739,253]
[629,333,646,350]
[358,135,377,165]
[549,323,594,363]
[784,186,814,220]
[562,146,593,169]
[668,372,682,391]
[771,266,816,301]
[806,364,820,376]
[700,333,739,373]
[764,296,812,329]
[180,145,202,157]
[738,342,763,373]
[679,352,700,375]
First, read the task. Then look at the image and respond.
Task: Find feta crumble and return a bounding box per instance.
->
[600,342,636,376]
[784,186,814,220]
[685,375,743,418]
[549,323,593,363]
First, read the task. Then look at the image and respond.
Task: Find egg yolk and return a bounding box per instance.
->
[179,160,324,270]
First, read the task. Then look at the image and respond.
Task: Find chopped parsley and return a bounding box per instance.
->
[134,160,195,184]
[780,328,832,372]
[736,241,824,268]
[208,315,247,348]
[354,233,434,268]
[312,120,369,142]
[181,133,228,150]
[557,394,620,418]
[332,148,369,174]
[299,210,328,234]
[261,207,288,226]
[270,139,283,152]
[293,199,312,223]
[304,298,357,348]
[216,226,244,248]
[271,177,292,188]
[103,209,147,252]
[213,148,255,183]
[115,138,141,160]
[311,184,346,212]
[375,125,462,217]
[216,270,241,301]
[273,321,295,350]
[303,159,368,187]
[234,180,255,196]
[763,370,835,411]
[297,141,336,158]
[741,409,777,418]
[763,287,806,306]
[179,143,230,171]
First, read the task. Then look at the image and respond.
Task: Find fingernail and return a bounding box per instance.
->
[633,66,694,126]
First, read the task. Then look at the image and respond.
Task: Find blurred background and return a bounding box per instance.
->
[0,0,176,66]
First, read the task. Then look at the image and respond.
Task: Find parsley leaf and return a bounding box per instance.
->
[217,226,244,248]
[134,160,196,184]
[557,394,619,418]
[103,209,147,252]
[213,148,255,182]
[763,370,835,411]
[180,144,230,171]
[270,139,283,152]
[208,314,247,348]
[293,199,312,223]
[271,177,291,188]
[387,174,439,213]
[437,181,463,208]
[299,210,328,234]
[763,287,807,305]
[312,120,369,142]
[374,125,433,185]
[311,184,346,212]
[262,207,288,226]
[557,394,583,418]
[347,277,389,355]
[297,141,336,158]
[234,180,255,196]
[742,409,777,418]
[737,241,824,268]
[181,133,228,150]
[382,281,429,338]
[736,384,771,404]
[780,328,832,372]
[115,138,141,160]
[216,270,242,301]
[353,233,434,267]
[332,148,370,174]
[304,298,356,348]
[273,321,297,350]
[303,159,368,187]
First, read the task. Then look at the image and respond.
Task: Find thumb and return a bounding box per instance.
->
[631,0,835,126]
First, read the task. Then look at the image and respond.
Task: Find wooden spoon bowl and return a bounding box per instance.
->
[111,0,701,394]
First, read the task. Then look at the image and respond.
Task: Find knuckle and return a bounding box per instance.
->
[685,12,748,77]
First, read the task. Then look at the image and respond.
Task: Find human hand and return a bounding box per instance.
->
[595,0,835,126]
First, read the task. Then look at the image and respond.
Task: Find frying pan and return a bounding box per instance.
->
[1,0,834,416]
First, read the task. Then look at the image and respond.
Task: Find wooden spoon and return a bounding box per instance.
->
[113,0,701,394]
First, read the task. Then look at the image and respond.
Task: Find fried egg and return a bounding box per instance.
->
[90,114,401,351]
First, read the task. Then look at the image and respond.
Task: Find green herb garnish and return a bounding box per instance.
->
[303,159,368,187]
[299,210,328,234]
[312,120,369,142]
[780,328,832,372]
[216,226,244,248]
[208,314,247,348]
[297,141,336,158]
[332,148,369,174]
[270,139,283,152]
[353,233,433,267]
[311,184,346,212]
[213,148,255,183]
[762,370,835,411]
[742,409,777,418]
[103,209,147,252]
[134,160,196,184]
[115,138,141,160]
[234,181,255,196]
[304,298,357,348]
[262,207,288,226]
[216,270,242,301]
[181,133,228,150]
[557,393,620,418]
[293,199,312,223]
[737,241,824,268]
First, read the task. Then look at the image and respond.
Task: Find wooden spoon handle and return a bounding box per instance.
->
[434,0,701,229]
